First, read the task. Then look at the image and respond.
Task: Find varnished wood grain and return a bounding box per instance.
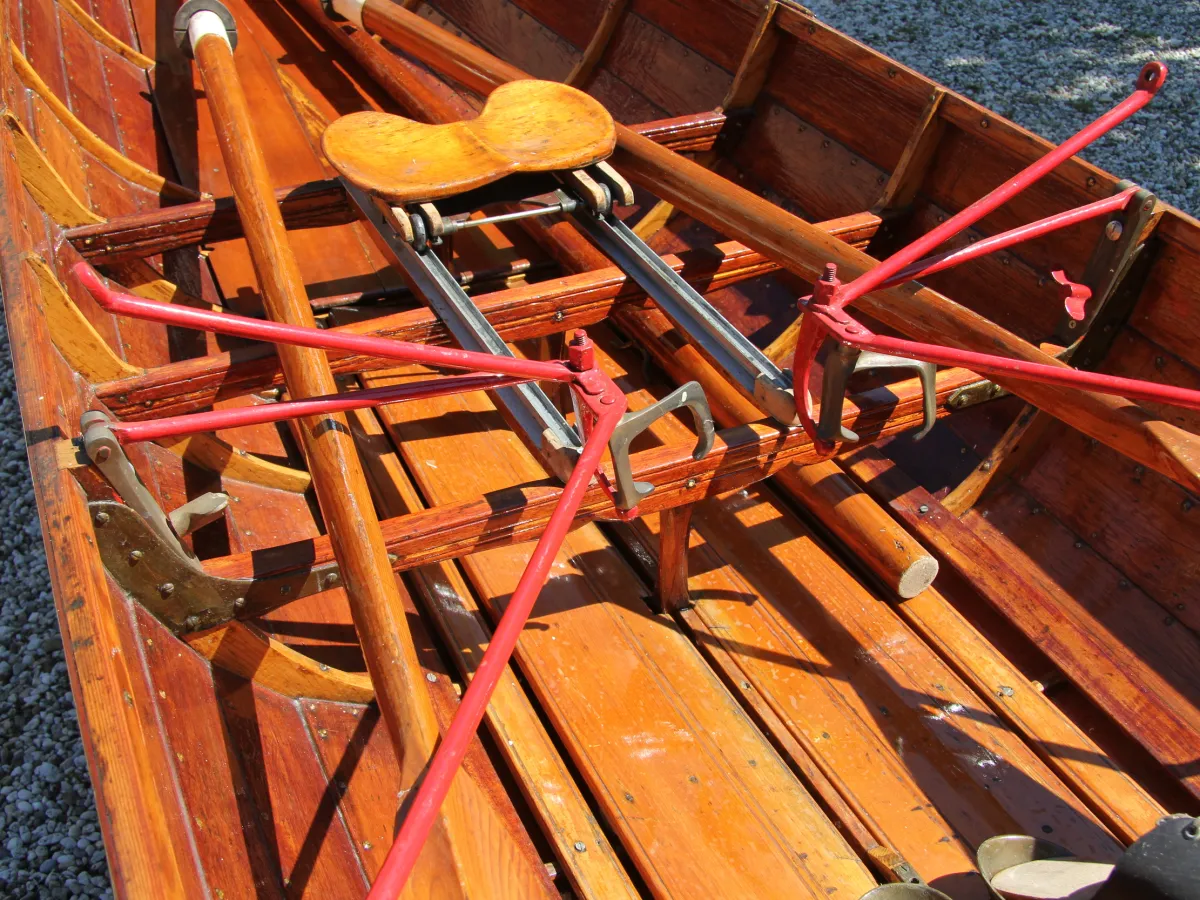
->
[323,79,615,203]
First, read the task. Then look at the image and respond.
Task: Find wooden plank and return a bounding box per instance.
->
[345,406,640,900]
[365,369,878,900]
[841,445,1200,798]
[721,0,779,111]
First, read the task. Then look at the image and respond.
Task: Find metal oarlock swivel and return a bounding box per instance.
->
[791,61,1177,453]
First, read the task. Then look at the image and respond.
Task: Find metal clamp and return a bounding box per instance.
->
[173,0,238,56]
[607,382,715,510]
[816,338,937,444]
[81,411,230,569]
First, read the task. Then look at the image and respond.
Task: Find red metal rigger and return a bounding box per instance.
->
[790,62,1198,451]
[73,261,629,896]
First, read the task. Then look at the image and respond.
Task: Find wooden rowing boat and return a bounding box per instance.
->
[2,0,1198,897]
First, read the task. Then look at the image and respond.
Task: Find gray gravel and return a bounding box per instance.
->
[803,0,1200,213]
[0,3,1196,898]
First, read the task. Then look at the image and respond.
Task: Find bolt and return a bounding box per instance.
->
[159,583,175,598]
[917,504,929,515]
[573,842,587,853]
[94,446,111,463]
[821,263,838,283]
[686,477,697,490]
[1105,220,1124,241]
[128,550,144,565]
[94,511,110,526]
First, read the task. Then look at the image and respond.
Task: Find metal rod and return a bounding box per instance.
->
[883,187,1137,288]
[835,62,1166,310]
[447,200,567,232]
[73,262,577,385]
[810,304,1200,411]
[106,373,533,443]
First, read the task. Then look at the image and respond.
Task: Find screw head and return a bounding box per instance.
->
[94,446,111,463]
[184,615,200,631]
[128,550,144,564]
[1105,220,1124,241]
[686,478,697,490]
[426,673,438,683]
[573,842,587,853]
[94,511,110,526]
[917,504,930,515]
[233,597,246,610]
[553,310,565,323]
[159,582,175,598]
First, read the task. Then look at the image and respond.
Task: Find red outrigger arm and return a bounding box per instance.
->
[73,263,629,895]
[790,62,1192,452]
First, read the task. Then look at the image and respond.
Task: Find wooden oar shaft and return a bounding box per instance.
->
[354,0,1200,493]
[191,27,441,777]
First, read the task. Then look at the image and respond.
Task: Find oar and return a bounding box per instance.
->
[329,0,1200,492]
[176,4,549,896]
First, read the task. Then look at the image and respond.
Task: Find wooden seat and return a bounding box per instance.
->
[322,80,616,204]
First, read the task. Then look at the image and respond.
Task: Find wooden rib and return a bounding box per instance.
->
[57,0,155,69]
[188,27,548,898]
[155,433,312,492]
[9,41,199,202]
[103,258,221,311]
[721,0,780,111]
[24,253,141,381]
[346,407,640,900]
[2,110,104,226]
[875,86,946,212]
[185,622,374,703]
[941,405,1051,516]
[565,0,629,88]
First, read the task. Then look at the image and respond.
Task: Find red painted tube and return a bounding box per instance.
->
[810,305,1200,411]
[72,263,576,384]
[103,372,533,443]
[883,187,1137,288]
[834,62,1166,310]
[365,376,628,899]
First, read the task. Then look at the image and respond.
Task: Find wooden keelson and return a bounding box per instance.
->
[1,0,1198,898]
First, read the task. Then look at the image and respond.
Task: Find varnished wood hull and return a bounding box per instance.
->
[1,0,1196,898]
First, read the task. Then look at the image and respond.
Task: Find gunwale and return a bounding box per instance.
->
[0,0,1197,897]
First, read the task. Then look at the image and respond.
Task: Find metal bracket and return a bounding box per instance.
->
[816,338,936,443]
[608,382,714,510]
[90,500,339,635]
[1054,182,1158,343]
[80,411,231,570]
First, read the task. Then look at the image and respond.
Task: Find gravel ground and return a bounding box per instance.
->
[0,4,1197,898]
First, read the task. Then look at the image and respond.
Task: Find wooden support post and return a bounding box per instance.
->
[655,503,696,613]
[186,15,546,898]
[874,86,946,213]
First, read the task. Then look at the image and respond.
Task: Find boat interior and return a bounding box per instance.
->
[1,0,1198,897]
